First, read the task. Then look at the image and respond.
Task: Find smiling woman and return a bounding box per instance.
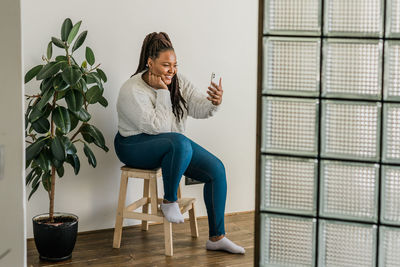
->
[114,32,245,254]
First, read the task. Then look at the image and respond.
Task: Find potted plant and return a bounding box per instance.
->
[24,18,109,261]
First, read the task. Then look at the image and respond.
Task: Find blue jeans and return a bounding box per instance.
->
[114,132,227,237]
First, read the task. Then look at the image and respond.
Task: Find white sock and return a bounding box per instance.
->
[160,202,184,223]
[206,237,245,254]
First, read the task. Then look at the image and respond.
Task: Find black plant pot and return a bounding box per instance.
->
[32,212,78,261]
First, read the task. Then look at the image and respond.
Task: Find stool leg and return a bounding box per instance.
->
[163,217,173,256]
[113,172,129,248]
[149,176,158,215]
[141,179,150,231]
[189,202,199,238]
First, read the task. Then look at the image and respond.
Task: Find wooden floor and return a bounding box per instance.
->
[27,212,254,267]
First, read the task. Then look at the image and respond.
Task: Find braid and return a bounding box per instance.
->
[133,32,187,122]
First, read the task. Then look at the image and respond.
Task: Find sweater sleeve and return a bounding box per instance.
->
[118,87,173,135]
[179,73,220,119]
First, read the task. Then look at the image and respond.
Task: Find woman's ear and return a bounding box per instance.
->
[147,58,153,69]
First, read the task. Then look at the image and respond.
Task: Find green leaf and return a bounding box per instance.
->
[78,78,88,93]
[51,37,66,49]
[81,60,87,69]
[25,65,43,84]
[51,136,66,161]
[66,154,80,175]
[55,55,68,62]
[61,65,82,86]
[96,68,107,82]
[35,149,51,172]
[85,47,95,65]
[28,177,41,201]
[41,171,51,192]
[58,61,70,71]
[86,72,102,87]
[42,103,52,119]
[36,87,54,110]
[98,96,108,107]
[73,108,91,122]
[55,89,68,100]
[40,77,53,93]
[53,106,71,134]
[26,137,48,162]
[83,143,96,167]
[81,124,108,151]
[61,18,73,41]
[52,73,69,92]
[72,31,87,52]
[86,85,102,104]
[52,158,63,169]
[67,20,82,44]
[36,61,62,80]
[25,168,36,187]
[65,88,84,112]
[31,117,50,134]
[69,111,79,131]
[28,106,43,123]
[56,165,64,178]
[82,131,94,143]
[61,136,77,155]
[47,41,53,59]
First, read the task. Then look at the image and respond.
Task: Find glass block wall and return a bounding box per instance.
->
[257,0,400,266]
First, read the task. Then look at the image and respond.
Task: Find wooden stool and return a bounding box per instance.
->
[112,166,199,256]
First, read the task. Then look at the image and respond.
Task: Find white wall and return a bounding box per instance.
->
[0,0,26,266]
[22,0,258,238]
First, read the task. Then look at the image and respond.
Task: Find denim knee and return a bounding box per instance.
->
[165,132,192,155]
[209,158,227,184]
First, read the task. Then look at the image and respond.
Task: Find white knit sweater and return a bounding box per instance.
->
[116,70,220,136]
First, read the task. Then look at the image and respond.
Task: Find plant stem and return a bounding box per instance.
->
[49,166,55,222]
[70,124,84,142]
[25,94,40,98]
[49,91,58,222]
[72,138,84,144]
[88,63,101,72]
[65,46,71,66]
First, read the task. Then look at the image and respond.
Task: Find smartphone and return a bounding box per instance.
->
[210,72,221,86]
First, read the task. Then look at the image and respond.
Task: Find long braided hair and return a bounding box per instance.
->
[133,32,187,122]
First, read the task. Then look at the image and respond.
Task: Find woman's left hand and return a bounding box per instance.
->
[207,78,223,106]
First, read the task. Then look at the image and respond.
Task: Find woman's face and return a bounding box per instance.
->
[148,49,178,85]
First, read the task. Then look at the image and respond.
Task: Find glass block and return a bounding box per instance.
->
[260,155,318,216]
[322,39,382,99]
[320,160,379,222]
[261,97,319,156]
[379,226,400,267]
[383,104,400,163]
[260,213,316,266]
[381,166,400,225]
[324,0,384,37]
[384,41,400,101]
[321,100,381,161]
[264,0,321,35]
[318,219,377,267]
[263,37,320,97]
[386,0,400,37]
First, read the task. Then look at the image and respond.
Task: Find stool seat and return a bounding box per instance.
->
[113,166,199,256]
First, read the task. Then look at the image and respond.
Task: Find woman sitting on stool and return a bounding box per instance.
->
[114,32,244,254]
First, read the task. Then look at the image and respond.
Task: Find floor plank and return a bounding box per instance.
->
[27,212,254,267]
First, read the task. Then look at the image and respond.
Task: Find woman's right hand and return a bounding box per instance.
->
[148,71,168,90]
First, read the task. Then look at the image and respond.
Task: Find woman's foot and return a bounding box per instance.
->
[206,236,245,254]
[160,201,184,223]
